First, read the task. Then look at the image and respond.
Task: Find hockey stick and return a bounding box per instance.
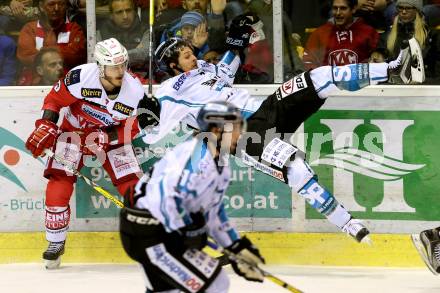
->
[147,0,154,98]
[45,149,124,208]
[207,241,304,293]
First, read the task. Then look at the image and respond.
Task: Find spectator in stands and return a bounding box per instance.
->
[33,47,63,85]
[156,0,227,52]
[355,0,388,31]
[0,16,17,85]
[247,0,304,81]
[97,0,150,79]
[203,49,221,64]
[303,0,379,70]
[423,0,440,28]
[16,0,85,84]
[161,11,209,58]
[385,0,440,84]
[0,0,39,31]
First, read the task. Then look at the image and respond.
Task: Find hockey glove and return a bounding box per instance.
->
[226,12,265,51]
[225,236,265,282]
[25,119,59,157]
[180,212,207,250]
[137,96,161,129]
[79,128,109,155]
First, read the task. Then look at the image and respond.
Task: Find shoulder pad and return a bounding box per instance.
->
[64,68,81,86]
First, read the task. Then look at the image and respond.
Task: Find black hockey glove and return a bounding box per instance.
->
[226,12,266,51]
[225,236,265,282]
[137,95,161,128]
[180,212,208,250]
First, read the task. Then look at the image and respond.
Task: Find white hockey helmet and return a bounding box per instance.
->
[94,38,128,66]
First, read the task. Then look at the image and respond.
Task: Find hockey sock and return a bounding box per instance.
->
[296,178,351,228]
[310,63,389,99]
[45,206,70,242]
[286,158,351,228]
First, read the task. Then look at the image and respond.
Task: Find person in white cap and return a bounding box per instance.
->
[386,0,440,83]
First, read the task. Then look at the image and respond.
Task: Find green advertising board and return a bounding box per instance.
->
[76,126,292,219]
[304,110,437,221]
[76,109,440,224]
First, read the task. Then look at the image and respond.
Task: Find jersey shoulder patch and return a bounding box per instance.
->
[64,68,81,86]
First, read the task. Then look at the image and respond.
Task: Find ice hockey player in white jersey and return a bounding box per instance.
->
[24,38,160,269]
[144,12,425,244]
[120,101,266,293]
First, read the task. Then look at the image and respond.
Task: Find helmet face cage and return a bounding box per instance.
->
[197,102,244,133]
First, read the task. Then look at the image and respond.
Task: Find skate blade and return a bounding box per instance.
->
[360,235,373,246]
[411,234,438,275]
[408,38,425,83]
[44,257,61,270]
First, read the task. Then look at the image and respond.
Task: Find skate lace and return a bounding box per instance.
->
[47,242,64,253]
[434,244,440,262]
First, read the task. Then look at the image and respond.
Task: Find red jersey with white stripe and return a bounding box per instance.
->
[43,63,146,140]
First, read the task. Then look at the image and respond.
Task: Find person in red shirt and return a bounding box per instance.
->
[16,0,86,84]
[303,0,379,70]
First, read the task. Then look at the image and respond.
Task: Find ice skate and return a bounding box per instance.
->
[388,37,425,84]
[342,218,371,244]
[43,241,65,270]
[411,229,440,275]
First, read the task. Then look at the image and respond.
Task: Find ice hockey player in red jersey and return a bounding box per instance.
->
[25,38,160,269]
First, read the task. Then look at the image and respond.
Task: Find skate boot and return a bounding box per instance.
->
[411,228,440,275]
[388,37,425,84]
[342,218,371,244]
[43,241,65,269]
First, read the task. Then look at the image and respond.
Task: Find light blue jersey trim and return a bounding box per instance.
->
[220,51,236,65]
[159,179,171,230]
[159,96,205,108]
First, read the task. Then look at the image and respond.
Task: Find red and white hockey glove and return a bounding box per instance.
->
[25,119,59,158]
[79,128,109,155]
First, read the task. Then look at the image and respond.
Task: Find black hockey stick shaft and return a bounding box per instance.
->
[45,149,124,208]
[207,241,304,293]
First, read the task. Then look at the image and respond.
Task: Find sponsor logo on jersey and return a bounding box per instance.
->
[64,68,81,86]
[241,152,285,181]
[113,102,134,116]
[201,77,232,91]
[226,37,243,47]
[277,72,308,100]
[173,73,188,91]
[147,244,204,293]
[81,88,102,98]
[328,49,358,66]
[82,104,114,125]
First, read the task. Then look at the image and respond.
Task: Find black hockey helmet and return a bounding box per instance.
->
[155,37,193,67]
[196,101,243,132]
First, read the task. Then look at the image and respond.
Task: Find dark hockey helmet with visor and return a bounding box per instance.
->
[155,37,193,66]
[196,101,245,132]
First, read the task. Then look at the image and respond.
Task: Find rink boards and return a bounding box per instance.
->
[0,85,439,266]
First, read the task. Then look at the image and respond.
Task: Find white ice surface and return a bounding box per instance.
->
[1,264,439,293]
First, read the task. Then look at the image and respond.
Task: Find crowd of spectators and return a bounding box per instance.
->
[0,0,440,86]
